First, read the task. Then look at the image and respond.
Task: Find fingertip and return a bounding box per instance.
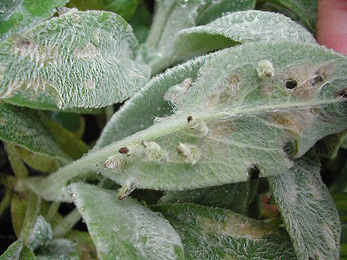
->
[317,0,347,55]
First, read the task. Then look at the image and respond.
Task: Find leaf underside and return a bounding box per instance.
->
[97,41,347,191]
[96,10,318,151]
[0,10,150,110]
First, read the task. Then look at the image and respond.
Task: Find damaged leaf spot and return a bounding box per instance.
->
[286,79,297,90]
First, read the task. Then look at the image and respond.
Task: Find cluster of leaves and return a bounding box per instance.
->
[0,0,346,259]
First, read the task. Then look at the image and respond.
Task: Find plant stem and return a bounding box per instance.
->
[53,208,81,238]
[45,202,61,223]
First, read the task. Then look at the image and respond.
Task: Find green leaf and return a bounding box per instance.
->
[47,111,85,139]
[48,121,89,160]
[17,147,60,174]
[20,246,36,260]
[159,181,258,215]
[34,239,78,260]
[94,52,206,151]
[66,0,106,11]
[0,240,23,260]
[172,10,316,66]
[26,216,53,251]
[270,0,317,33]
[268,154,341,259]
[152,203,296,259]
[66,231,98,260]
[104,0,140,20]
[11,193,29,238]
[315,131,347,159]
[5,142,28,178]
[0,103,70,160]
[19,191,41,245]
[0,10,150,110]
[69,182,184,259]
[32,41,347,201]
[145,0,255,74]
[128,2,151,44]
[0,0,68,43]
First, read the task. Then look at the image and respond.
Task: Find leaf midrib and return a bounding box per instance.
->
[35,96,342,201]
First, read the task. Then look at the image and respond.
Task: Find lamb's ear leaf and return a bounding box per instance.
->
[315,131,347,159]
[0,10,150,110]
[172,10,316,65]
[151,203,296,259]
[20,246,36,260]
[17,147,60,174]
[69,182,184,259]
[34,239,78,259]
[26,216,53,251]
[0,103,70,161]
[93,54,207,150]
[103,0,140,20]
[0,240,23,260]
[0,0,68,43]
[268,153,341,259]
[30,41,347,202]
[144,0,255,74]
[66,230,98,260]
[269,0,317,33]
[96,10,319,151]
[159,180,258,215]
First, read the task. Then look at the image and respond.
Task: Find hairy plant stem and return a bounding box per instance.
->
[53,208,81,238]
[29,98,343,202]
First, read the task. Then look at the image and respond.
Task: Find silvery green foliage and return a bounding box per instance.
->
[0,11,150,110]
[33,41,347,202]
[0,240,23,260]
[26,216,53,251]
[0,0,68,43]
[152,203,297,259]
[35,239,78,260]
[95,10,318,151]
[159,181,257,215]
[271,0,317,33]
[144,0,255,74]
[0,103,69,160]
[94,54,207,150]
[69,182,184,259]
[96,42,346,191]
[269,154,341,259]
[173,10,317,62]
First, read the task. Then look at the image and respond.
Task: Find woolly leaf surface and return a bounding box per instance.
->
[144,0,255,74]
[0,11,150,110]
[271,0,317,33]
[269,154,341,259]
[173,10,316,63]
[152,203,296,259]
[0,0,68,43]
[69,182,184,259]
[0,103,70,160]
[31,41,347,201]
[159,181,257,214]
